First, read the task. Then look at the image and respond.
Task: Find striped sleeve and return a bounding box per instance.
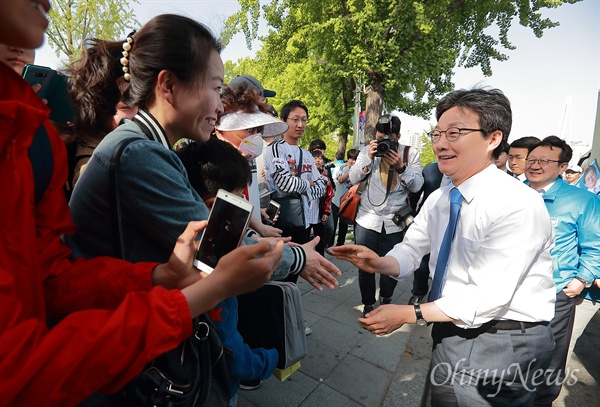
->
[268,141,308,194]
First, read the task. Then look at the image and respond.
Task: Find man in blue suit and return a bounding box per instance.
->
[525,136,600,406]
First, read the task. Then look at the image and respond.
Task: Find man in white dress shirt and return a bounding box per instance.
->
[334,88,556,406]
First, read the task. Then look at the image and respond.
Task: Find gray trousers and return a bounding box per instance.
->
[430,322,554,406]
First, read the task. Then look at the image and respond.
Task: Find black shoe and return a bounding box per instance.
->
[362,304,374,318]
[239,379,261,391]
[408,295,425,305]
[380,296,392,305]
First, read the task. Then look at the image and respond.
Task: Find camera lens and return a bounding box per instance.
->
[376,142,389,156]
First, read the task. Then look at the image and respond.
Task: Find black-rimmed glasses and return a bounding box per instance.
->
[525,158,562,167]
[428,127,484,143]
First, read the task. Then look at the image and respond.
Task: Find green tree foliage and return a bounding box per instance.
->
[47,0,139,64]
[419,134,437,168]
[223,0,578,155]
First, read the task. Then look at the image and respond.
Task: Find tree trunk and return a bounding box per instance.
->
[335,77,354,158]
[364,80,384,144]
[337,133,348,159]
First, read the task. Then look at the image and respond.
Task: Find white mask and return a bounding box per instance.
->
[236,133,264,160]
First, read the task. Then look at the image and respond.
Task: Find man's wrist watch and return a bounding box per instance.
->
[574,276,593,289]
[396,164,406,174]
[414,304,427,326]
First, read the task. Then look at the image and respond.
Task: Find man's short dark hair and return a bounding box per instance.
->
[309,139,326,152]
[436,88,512,159]
[528,136,573,164]
[281,100,308,121]
[510,136,540,150]
[375,115,401,135]
[347,148,359,160]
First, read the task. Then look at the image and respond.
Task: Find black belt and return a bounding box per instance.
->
[433,320,549,342]
[483,319,548,333]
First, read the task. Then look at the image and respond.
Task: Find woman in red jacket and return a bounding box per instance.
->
[0,1,283,405]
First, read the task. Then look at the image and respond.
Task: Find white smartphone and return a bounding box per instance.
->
[194,189,254,274]
[265,200,281,225]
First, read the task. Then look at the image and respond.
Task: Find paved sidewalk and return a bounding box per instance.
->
[239,253,600,407]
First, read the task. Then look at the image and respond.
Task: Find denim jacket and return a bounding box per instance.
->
[67,116,300,277]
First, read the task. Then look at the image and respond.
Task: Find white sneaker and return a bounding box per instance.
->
[305,326,312,336]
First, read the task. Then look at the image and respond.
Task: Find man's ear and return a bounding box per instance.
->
[155,70,177,105]
[558,162,569,176]
[488,130,503,152]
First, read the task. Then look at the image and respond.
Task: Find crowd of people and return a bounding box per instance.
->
[2,1,599,406]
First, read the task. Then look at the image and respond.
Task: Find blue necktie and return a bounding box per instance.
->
[428,187,463,302]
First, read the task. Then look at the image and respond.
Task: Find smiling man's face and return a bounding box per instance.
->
[434,106,500,186]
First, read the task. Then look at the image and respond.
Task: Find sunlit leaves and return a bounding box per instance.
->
[223,0,578,152]
[47,0,139,64]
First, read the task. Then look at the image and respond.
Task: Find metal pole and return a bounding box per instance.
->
[353,78,361,148]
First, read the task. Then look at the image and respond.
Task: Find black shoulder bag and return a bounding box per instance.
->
[109,137,232,407]
[272,148,306,231]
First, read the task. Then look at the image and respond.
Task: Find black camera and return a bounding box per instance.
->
[323,161,336,170]
[375,135,399,157]
[392,205,414,230]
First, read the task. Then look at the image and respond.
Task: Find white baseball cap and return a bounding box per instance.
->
[216,111,289,138]
[566,165,583,173]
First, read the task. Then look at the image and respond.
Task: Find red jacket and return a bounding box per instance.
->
[0,64,192,406]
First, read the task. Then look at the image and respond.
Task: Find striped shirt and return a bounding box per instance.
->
[264,139,326,228]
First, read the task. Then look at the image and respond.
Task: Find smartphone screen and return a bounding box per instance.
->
[266,200,281,221]
[194,189,253,274]
[23,64,74,125]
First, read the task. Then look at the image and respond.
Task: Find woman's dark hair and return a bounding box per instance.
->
[220,83,269,116]
[177,137,251,199]
[124,14,222,109]
[68,38,125,139]
[68,14,221,137]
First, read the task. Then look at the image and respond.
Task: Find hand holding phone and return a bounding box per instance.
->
[264,200,281,225]
[22,64,74,125]
[193,189,254,274]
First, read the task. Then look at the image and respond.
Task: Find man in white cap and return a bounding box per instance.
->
[564,165,583,185]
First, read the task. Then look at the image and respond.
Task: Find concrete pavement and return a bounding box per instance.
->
[239,252,600,407]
